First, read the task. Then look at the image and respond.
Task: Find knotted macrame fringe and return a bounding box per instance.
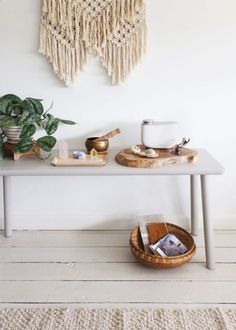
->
[99,21,146,84]
[39,0,146,85]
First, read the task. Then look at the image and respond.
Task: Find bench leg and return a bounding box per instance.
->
[201,175,215,270]
[190,175,199,236]
[3,176,12,238]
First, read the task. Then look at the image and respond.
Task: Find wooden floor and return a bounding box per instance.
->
[0,230,236,308]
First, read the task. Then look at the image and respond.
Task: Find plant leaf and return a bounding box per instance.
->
[0,140,4,160]
[0,98,10,115]
[0,95,22,115]
[6,102,23,116]
[11,105,23,116]
[22,99,36,114]
[57,118,76,125]
[1,130,6,139]
[45,118,59,135]
[31,113,42,124]
[20,124,36,138]
[0,116,18,127]
[2,94,22,103]
[37,136,56,152]
[14,138,33,154]
[0,134,4,159]
[26,97,43,102]
[26,98,44,115]
[18,111,32,125]
[45,113,53,120]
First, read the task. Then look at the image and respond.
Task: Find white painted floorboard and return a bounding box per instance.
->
[0,230,236,308]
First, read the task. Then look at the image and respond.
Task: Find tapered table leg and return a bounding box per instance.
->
[3,176,12,238]
[190,175,199,236]
[201,175,215,270]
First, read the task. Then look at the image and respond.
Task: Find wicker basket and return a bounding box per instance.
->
[130,223,196,268]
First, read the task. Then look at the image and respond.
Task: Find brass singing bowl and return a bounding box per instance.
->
[85,137,109,152]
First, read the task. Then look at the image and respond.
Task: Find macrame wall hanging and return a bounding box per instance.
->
[39,0,146,86]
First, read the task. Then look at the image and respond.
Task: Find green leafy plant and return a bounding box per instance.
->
[0,94,76,159]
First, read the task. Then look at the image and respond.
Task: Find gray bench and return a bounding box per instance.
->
[0,148,224,270]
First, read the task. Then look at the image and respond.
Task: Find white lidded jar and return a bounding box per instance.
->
[141,120,178,149]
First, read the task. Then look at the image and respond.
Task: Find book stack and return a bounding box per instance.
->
[139,222,188,257]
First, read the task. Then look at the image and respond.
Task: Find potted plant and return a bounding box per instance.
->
[0,94,76,159]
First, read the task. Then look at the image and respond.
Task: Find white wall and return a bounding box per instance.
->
[0,0,235,230]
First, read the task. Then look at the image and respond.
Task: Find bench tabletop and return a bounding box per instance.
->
[0,148,224,176]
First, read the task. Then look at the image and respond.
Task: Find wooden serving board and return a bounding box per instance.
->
[115,147,197,168]
[51,154,107,167]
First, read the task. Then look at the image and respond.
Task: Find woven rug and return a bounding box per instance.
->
[0,308,236,330]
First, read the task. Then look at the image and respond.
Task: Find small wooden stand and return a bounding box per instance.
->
[3,142,40,161]
[116,147,197,168]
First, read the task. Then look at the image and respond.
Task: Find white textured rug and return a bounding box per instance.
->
[0,308,236,330]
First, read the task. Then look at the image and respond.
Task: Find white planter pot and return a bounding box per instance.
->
[3,126,22,144]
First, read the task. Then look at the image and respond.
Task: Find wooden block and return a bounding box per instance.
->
[115,146,197,168]
[3,142,40,161]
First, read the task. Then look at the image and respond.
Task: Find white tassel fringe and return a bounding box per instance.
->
[39,0,146,85]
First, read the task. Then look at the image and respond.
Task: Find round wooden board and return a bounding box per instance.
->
[115,147,198,168]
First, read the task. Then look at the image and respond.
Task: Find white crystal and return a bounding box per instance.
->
[59,140,69,159]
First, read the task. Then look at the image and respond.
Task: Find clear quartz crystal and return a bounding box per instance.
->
[59,140,69,159]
